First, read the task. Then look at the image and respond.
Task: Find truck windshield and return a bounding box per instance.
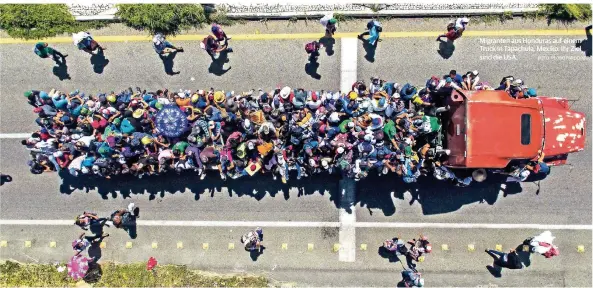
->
[521,114,531,145]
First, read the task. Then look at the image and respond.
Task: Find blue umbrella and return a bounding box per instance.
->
[155,105,188,138]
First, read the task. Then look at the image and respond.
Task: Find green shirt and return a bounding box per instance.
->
[172,141,189,154]
[338,119,352,133]
[383,120,397,140]
[34,42,53,58]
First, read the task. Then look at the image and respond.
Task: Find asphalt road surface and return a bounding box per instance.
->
[0,26,591,287]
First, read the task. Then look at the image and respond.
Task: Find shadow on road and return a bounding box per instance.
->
[319,36,335,56]
[360,38,377,63]
[90,50,109,74]
[52,62,71,81]
[576,25,592,57]
[57,169,523,216]
[0,174,12,186]
[209,50,231,76]
[437,39,456,59]
[160,52,181,75]
[305,58,322,80]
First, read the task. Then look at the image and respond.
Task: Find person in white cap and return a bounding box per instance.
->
[152,33,184,56]
[436,17,469,42]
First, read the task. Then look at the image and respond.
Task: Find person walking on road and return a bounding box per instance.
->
[358,20,382,46]
[436,17,469,43]
[72,232,109,256]
[73,32,106,54]
[485,248,524,270]
[241,227,263,251]
[152,33,184,56]
[400,269,424,287]
[201,35,233,60]
[211,23,231,42]
[110,203,140,239]
[320,13,338,37]
[34,42,67,63]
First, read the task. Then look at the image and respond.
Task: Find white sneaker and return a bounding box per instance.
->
[128,203,135,211]
[220,173,227,181]
[200,173,206,180]
[273,174,277,181]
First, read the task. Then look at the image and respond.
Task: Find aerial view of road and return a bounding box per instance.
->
[0,3,591,287]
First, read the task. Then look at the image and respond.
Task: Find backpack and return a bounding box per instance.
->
[305,41,318,54]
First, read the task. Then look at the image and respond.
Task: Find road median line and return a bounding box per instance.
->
[0,29,585,44]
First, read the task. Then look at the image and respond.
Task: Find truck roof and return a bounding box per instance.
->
[446,90,544,168]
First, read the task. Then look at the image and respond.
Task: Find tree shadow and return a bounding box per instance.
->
[305,58,322,80]
[0,174,12,186]
[319,36,335,56]
[52,62,71,81]
[209,50,231,76]
[159,52,181,75]
[356,171,522,217]
[575,25,592,57]
[437,39,456,59]
[90,50,109,74]
[360,38,377,63]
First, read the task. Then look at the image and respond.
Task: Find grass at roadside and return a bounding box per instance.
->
[0,260,269,287]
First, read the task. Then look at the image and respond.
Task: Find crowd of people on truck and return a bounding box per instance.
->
[22,70,542,185]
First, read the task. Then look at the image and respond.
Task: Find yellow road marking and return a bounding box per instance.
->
[24,241,32,248]
[0,30,584,44]
[228,243,235,250]
[468,244,475,252]
[202,243,209,250]
[308,243,314,251]
[360,244,367,251]
[282,243,288,250]
[152,242,158,249]
[441,244,449,251]
[100,242,106,248]
[577,245,585,253]
[125,242,133,249]
[332,243,340,252]
[0,240,7,247]
[177,242,183,249]
[49,241,57,248]
[495,244,503,252]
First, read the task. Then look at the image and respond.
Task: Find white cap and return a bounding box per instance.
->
[247,141,255,150]
[244,119,251,129]
[337,147,345,154]
[512,79,523,86]
[329,112,340,123]
[178,92,186,98]
[280,86,291,99]
[347,121,355,128]
[308,159,316,166]
[321,160,329,168]
[364,134,373,142]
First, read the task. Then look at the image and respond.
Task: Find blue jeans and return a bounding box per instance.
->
[49,156,61,172]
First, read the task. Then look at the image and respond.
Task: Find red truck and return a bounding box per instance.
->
[442,90,586,171]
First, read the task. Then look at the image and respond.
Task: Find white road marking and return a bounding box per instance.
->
[340,37,358,93]
[339,180,357,262]
[0,219,590,230]
[338,38,358,263]
[0,133,30,139]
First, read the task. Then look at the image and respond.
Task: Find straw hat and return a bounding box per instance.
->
[133,109,145,119]
[214,91,225,103]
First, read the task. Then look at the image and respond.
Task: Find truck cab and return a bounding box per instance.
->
[440,90,586,169]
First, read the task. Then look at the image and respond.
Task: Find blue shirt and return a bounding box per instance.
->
[81,156,96,167]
